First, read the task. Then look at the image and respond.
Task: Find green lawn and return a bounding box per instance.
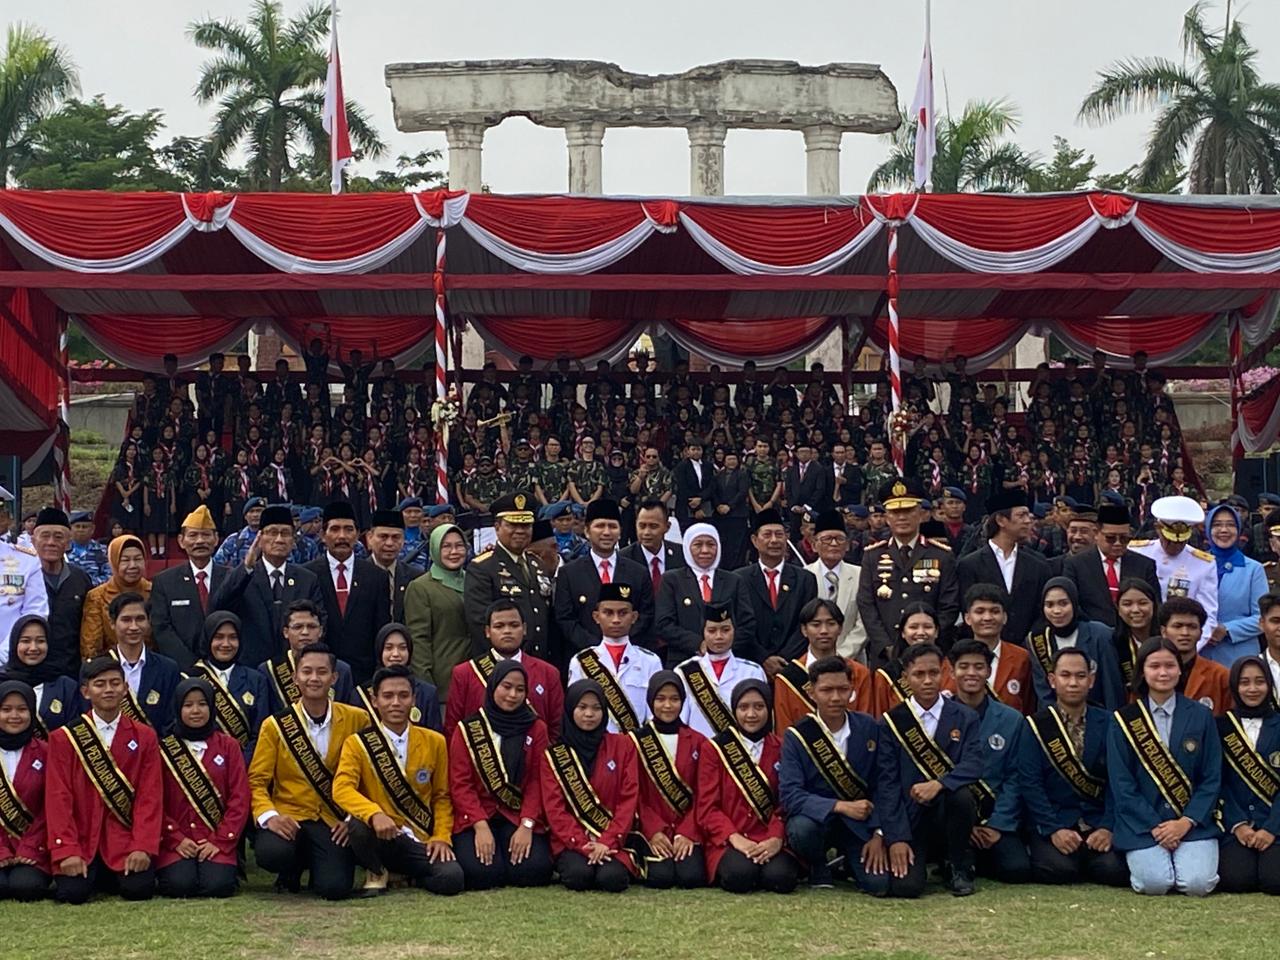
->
[3,871,1270,960]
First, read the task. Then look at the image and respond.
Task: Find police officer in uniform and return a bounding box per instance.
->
[1250,493,1280,562]
[1129,495,1218,648]
[462,492,551,659]
[0,486,48,665]
[855,478,960,666]
[1265,513,1280,593]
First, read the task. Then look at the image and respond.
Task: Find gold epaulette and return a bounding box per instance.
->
[11,543,35,557]
[866,540,889,550]
[473,549,494,563]
[921,537,951,551]
[1188,547,1214,562]
[1128,539,1153,547]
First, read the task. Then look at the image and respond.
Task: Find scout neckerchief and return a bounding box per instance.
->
[356,724,435,838]
[159,734,224,830]
[63,714,134,826]
[787,714,868,801]
[268,650,302,707]
[109,649,152,726]
[678,659,734,736]
[460,710,522,811]
[274,703,344,820]
[546,743,613,837]
[775,659,815,715]
[193,661,251,747]
[1219,711,1280,807]
[1114,700,1192,816]
[0,753,33,838]
[1027,705,1105,802]
[576,649,639,733]
[709,728,775,824]
[629,722,693,816]
[883,701,996,822]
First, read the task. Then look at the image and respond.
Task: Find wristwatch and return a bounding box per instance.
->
[520,817,536,830]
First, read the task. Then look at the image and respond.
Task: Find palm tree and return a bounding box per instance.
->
[0,24,79,187]
[867,99,1039,193]
[1078,2,1280,194]
[189,0,384,190]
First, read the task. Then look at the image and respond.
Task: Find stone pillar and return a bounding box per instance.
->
[444,122,486,192]
[687,121,728,197]
[565,121,606,195]
[802,124,843,196]
[1012,333,1049,411]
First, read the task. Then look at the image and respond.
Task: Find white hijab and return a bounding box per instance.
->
[682,522,721,574]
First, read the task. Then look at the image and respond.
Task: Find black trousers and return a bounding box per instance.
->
[453,817,554,890]
[714,516,748,570]
[917,786,979,875]
[347,820,465,895]
[0,864,49,901]
[715,848,800,894]
[1218,836,1280,894]
[556,850,630,893]
[645,847,706,889]
[157,859,238,899]
[975,831,1032,884]
[54,856,156,905]
[253,820,354,900]
[1028,833,1129,887]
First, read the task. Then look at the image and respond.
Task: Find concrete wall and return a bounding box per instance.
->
[1168,389,1231,434]
[70,394,132,444]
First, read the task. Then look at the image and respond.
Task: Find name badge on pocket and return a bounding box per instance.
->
[173,600,191,607]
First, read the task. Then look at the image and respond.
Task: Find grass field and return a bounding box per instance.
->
[3,870,1270,960]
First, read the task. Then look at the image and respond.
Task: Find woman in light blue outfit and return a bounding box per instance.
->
[1203,503,1270,668]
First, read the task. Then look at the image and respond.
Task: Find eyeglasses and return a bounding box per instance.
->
[816,536,848,546]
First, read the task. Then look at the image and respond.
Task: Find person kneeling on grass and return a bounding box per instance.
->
[333,665,464,898]
[1107,638,1221,897]
[0,681,52,901]
[540,680,641,893]
[156,679,250,899]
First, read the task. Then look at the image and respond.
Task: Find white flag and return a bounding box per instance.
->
[909,0,935,190]
[322,0,353,194]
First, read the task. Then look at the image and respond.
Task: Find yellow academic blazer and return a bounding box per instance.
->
[248,702,370,827]
[332,724,454,846]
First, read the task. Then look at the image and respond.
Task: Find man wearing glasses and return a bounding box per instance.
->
[803,510,868,660]
[1063,502,1161,627]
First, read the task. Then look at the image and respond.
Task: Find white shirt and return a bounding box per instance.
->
[382,723,410,772]
[1265,650,1280,695]
[190,560,213,583]
[592,551,618,582]
[818,563,842,599]
[990,641,1003,679]
[93,710,120,748]
[690,459,703,486]
[825,717,851,756]
[326,552,352,590]
[988,540,1018,592]
[1054,629,1078,650]
[692,569,716,593]
[745,736,765,764]
[1129,539,1219,647]
[908,696,944,741]
[119,646,147,696]
[0,746,22,782]
[657,731,679,758]
[185,739,208,763]
[759,561,785,589]
[212,664,234,688]
[641,546,665,577]
[303,704,334,758]
[494,648,523,664]
[1243,717,1264,749]
[262,558,287,590]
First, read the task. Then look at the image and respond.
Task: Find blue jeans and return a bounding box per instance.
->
[1125,839,1219,897]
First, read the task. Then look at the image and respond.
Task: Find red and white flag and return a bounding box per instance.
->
[909,0,935,190]
[322,0,353,194]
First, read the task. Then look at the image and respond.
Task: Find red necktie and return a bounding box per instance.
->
[651,556,662,595]
[336,562,349,616]
[195,570,208,610]
[599,560,611,584]
[700,574,712,603]
[1105,558,1120,603]
[766,569,779,609]
[710,658,728,680]
[605,642,626,670]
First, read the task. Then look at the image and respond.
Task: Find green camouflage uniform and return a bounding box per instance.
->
[464,471,506,510]
[630,464,673,501]
[535,459,571,502]
[569,458,607,500]
[861,461,899,504]
[746,456,780,510]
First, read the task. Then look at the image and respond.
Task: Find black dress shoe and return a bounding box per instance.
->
[274,872,302,894]
[948,867,976,897]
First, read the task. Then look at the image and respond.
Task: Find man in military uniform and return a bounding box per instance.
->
[860,439,899,505]
[0,486,48,664]
[746,438,782,517]
[855,478,960,665]
[534,436,571,506]
[507,439,540,496]
[937,487,975,555]
[66,510,110,585]
[1129,495,1218,648]
[628,446,674,505]
[462,493,551,659]
[290,506,324,564]
[542,501,587,562]
[568,437,607,505]
[213,496,267,567]
[1251,493,1280,562]
[462,454,506,512]
[1266,513,1280,592]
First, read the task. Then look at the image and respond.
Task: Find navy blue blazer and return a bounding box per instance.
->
[875,698,984,845]
[1106,694,1222,851]
[36,675,83,732]
[355,676,442,733]
[1027,620,1126,711]
[194,662,271,764]
[977,697,1024,834]
[1018,705,1115,835]
[779,710,881,843]
[1218,712,1280,837]
[122,650,182,730]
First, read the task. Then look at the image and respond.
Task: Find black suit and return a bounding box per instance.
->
[711,468,750,569]
[150,563,229,670]
[1063,549,1162,627]
[733,562,818,663]
[654,567,757,669]
[956,544,1050,646]
[553,553,655,654]
[672,458,712,527]
[209,561,325,669]
[377,561,423,624]
[784,461,833,536]
[620,540,685,574]
[304,556,392,686]
[45,565,91,679]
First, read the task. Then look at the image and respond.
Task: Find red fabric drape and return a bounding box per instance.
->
[866,316,1024,363]
[0,287,60,428]
[274,315,430,360]
[905,194,1098,250]
[469,316,638,360]
[680,203,875,266]
[666,317,835,356]
[1054,314,1217,358]
[76,314,248,369]
[462,196,650,252]
[1137,201,1280,254]
[0,190,187,261]
[229,193,426,262]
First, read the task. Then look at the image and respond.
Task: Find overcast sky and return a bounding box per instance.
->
[26,0,1280,194]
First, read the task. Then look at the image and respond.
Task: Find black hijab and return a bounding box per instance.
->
[376,622,413,669]
[561,679,608,775]
[646,670,685,735]
[0,681,37,751]
[730,678,773,744]
[1230,655,1277,720]
[172,677,218,741]
[201,610,242,666]
[1,615,62,686]
[481,659,537,783]
[1042,576,1080,638]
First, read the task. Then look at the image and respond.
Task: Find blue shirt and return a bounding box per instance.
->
[1204,555,1269,668]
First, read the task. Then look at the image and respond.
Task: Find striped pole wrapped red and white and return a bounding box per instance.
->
[887,224,904,475]
[434,227,450,505]
[1229,312,1243,466]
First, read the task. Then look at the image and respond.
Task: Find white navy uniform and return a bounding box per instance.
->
[1129,538,1218,647]
[676,652,766,739]
[0,542,48,663]
[566,637,662,733]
